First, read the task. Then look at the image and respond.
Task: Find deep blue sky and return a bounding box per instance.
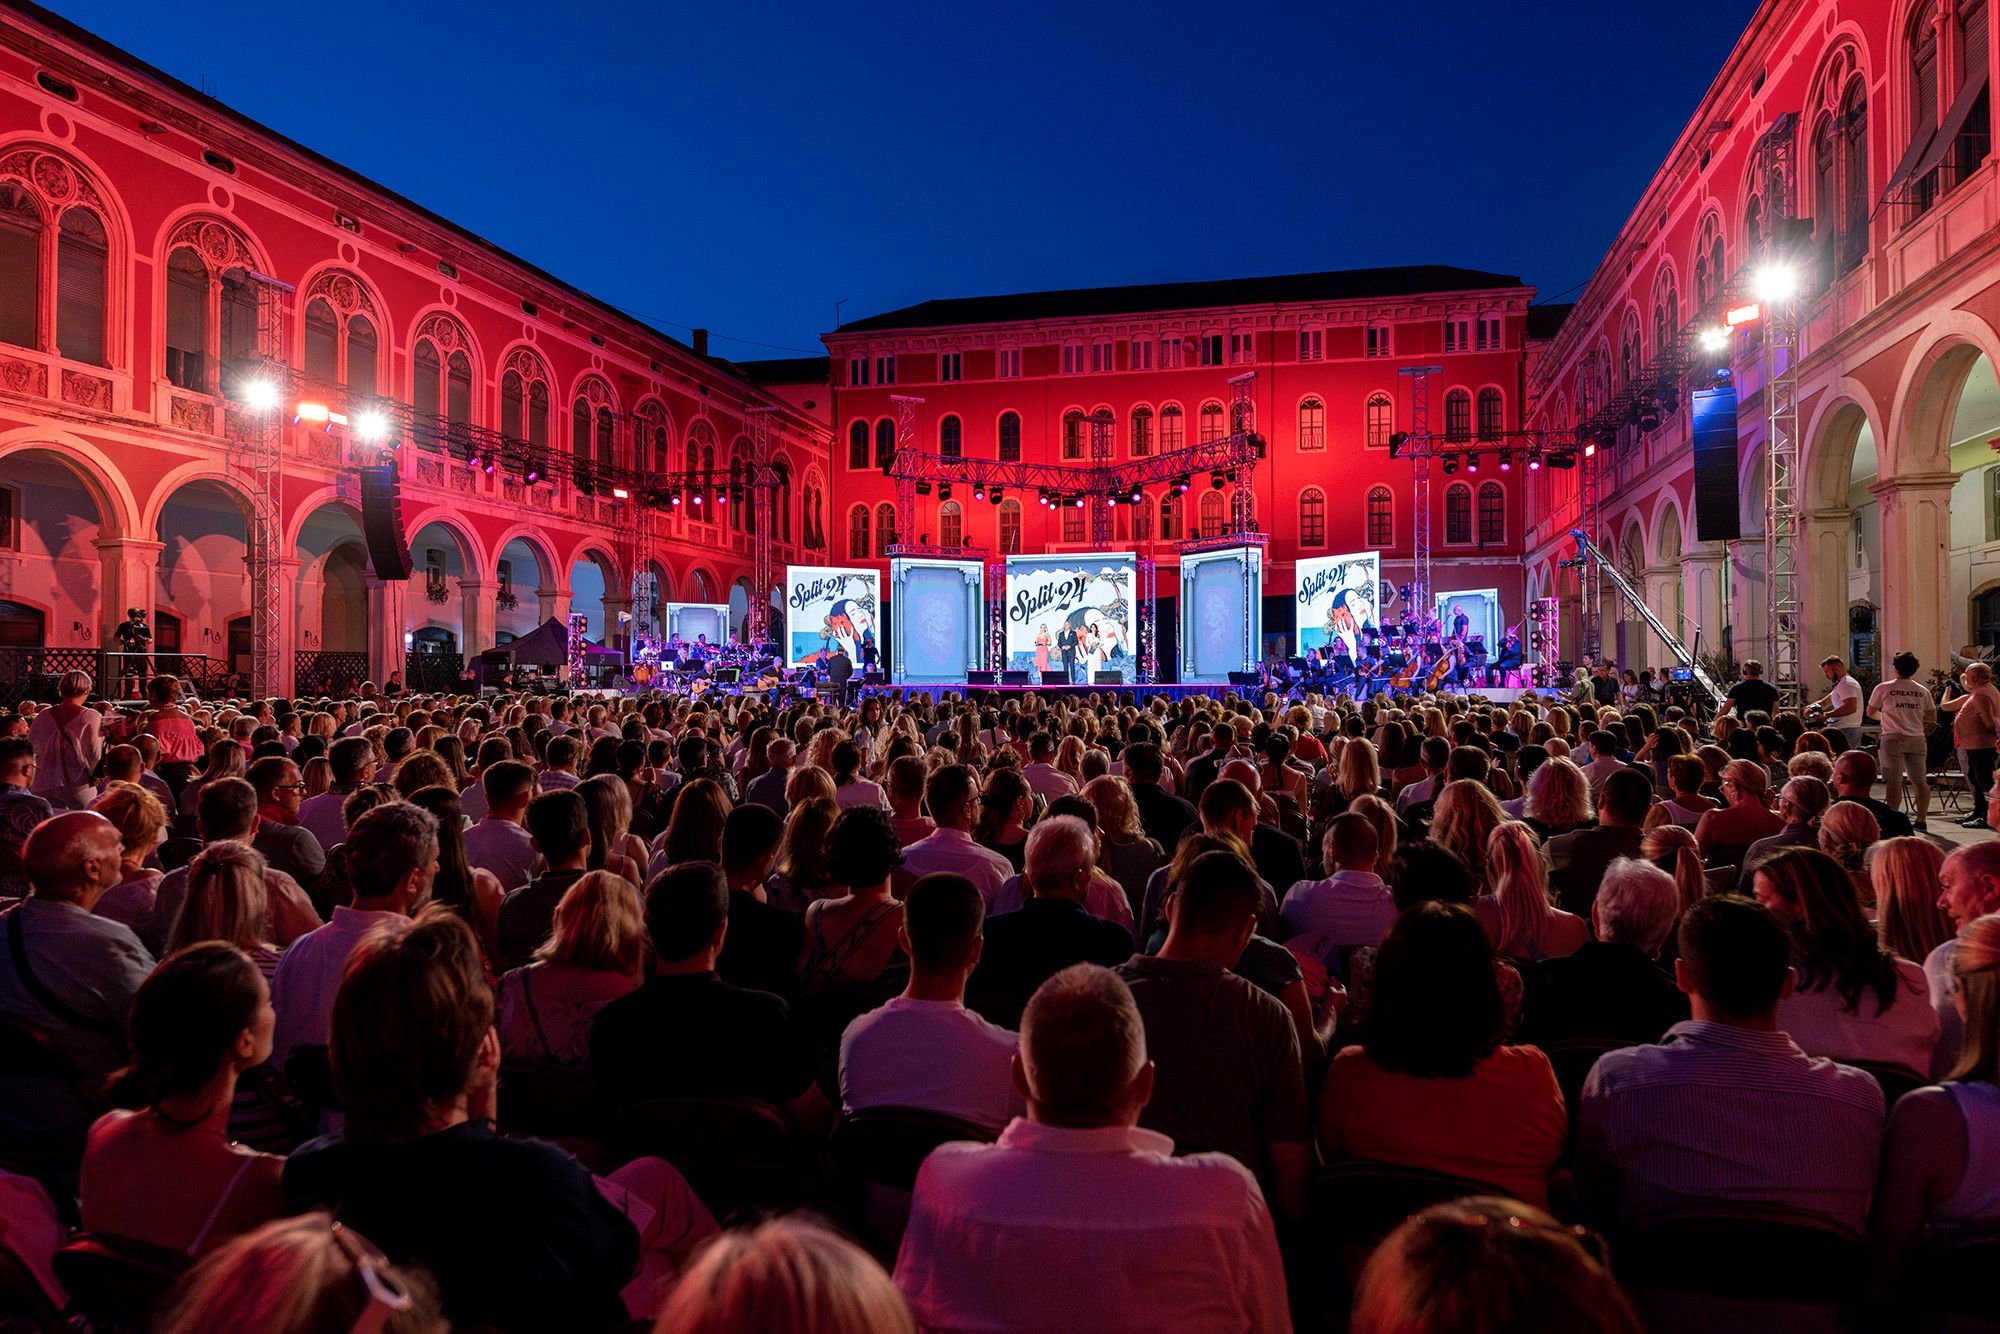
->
[62,0,1762,358]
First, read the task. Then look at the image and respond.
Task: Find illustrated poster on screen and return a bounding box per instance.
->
[1295,552,1380,654]
[1004,555,1136,684]
[785,566,879,670]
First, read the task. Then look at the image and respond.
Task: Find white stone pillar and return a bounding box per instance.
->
[1871,472,1956,675]
[459,580,494,660]
[366,570,410,688]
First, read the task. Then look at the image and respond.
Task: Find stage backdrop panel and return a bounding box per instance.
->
[1296,552,1381,655]
[891,557,985,684]
[785,566,879,669]
[1179,546,1264,684]
[1004,554,1137,684]
[1434,588,1501,652]
[663,602,730,647]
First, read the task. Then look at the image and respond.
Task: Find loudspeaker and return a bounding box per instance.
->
[1690,385,1742,543]
[359,464,414,580]
[1001,670,1031,686]
[1227,671,1260,686]
[1093,670,1122,684]
[965,670,997,685]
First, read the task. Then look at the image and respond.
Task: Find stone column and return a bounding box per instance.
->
[459,580,494,660]
[1679,546,1727,664]
[1871,472,1957,674]
[366,569,410,688]
[536,584,569,629]
[1642,564,1681,666]
[1802,507,1853,670]
[94,537,164,692]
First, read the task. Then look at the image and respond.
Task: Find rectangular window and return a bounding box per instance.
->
[1477,315,1502,350]
[998,348,1021,378]
[1000,504,1021,553]
[1298,328,1323,361]
[875,355,896,386]
[1061,506,1084,542]
[1159,337,1184,369]
[1478,486,1506,545]
[1129,338,1152,370]
[1199,334,1224,366]
[848,356,869,387]
[939,351,962,382]
[1091,339,1114,373]
[1444,319,1469,353]
[1229,331,1255,365]
[1366,325,1391,358]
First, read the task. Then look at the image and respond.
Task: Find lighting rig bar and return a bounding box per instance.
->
[1569,527,1728,710]
[882,433,1263,502]
[1386,429,1582,470]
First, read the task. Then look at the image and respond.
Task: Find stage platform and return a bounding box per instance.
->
[880,683,1538,705]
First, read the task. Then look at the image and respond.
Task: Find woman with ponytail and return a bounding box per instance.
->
[79,942,286,1256]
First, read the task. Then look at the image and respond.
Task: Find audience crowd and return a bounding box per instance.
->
[0,655,1995,1332]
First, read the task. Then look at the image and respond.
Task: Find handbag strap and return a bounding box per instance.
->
[7,908,122,1039]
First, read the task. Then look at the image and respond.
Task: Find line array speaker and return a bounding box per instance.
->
[359,463,414,580]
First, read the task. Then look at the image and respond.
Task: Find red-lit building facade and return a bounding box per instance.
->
[0,2,831,696]
[821,270,1540,659]
[1527,0,2000,684]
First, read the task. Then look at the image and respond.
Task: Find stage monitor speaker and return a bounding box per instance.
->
[1001,670,1032,686]
[1690,385,1742,543]
[966,670,998,685]
[1227,671,1260,687]
[359,464,414,580]
[1093,670,1122,684]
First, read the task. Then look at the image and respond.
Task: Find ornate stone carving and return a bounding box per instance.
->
[304,269,378,320]
[0,358,46,396]
[503,347,550,384]
[575,375,615,411]
[503,479,523,503]
[59,369,109,409]
[0,148,105,214]
[166,216,257,273]
[169,393,214,435]
[416,458,443,486]
[414,312,470,354]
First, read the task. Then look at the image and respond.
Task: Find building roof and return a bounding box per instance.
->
[1525,303,1575,340]
[731,356,830,386]
[834,265,1529,334]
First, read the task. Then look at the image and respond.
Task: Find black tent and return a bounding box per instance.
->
[479,617,570,666]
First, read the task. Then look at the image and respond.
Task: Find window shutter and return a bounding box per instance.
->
[0,198,39,352]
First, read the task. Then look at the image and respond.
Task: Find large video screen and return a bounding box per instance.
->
[1296,552,1381,655]
[1004,554,1136,684]
[784,565,879,670]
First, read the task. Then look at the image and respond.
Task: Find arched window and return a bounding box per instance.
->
[876,502,898,549]
[773,460,793,543]
[1198,490,1224,537]
[939,414,962,457]
[1299,488,1326,547]
[1620,323,1642,389]
[1911,9,1941,214]
[999,499,1022,554]
[444,351,472,425]
[1062,409,1085,459]
[347,316,378,398]
[1298,397,1325,452]
[999,411,1021,461]
[305,299,338,383]
[1199,402,1226,443]
[1652,272,1679,356]
[300,274,383,395]
[1952,3,1989,186]
[1693,215,1723,309]
[1365,393,1393,448]
[0,185,40,352]
[1478,481,1506,545]
[689,421,717,523]
[1813,82,1868,278]
[1476,387,1504,439]
[1131,406,1153,456]
[501,365,550,449]
[848,420,869,469]
[54,206,105,366]
[571,398,591,465]
[874,418,895,467]
[848,505,870,560]
[635,402,669,476]
[1366,486,1393,546]
[1443,389,1471,442]
[1159,404,1184,451]
[164,230,261,396]
[1158,490,1182,541]
[939,500,963,548]
[1445,483,1473,544]
[596,408,616,476]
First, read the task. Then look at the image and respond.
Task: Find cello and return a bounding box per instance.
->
[1425,638,1458,692]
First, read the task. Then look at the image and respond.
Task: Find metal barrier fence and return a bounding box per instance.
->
[404,652,467,694]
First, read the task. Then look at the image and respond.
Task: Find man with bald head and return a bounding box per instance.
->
[0,810,154,1160]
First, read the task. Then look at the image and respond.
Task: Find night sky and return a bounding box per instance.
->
[61,0,1762,357]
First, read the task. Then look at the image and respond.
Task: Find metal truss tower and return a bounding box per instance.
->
[1580,441,1602,664]
[1398,365,1442,616]
[1089,410,1116,547]
[1571,528,1728,709]
[1759,111,1804,710]
[745,406,780,645]
[227,272,294,699]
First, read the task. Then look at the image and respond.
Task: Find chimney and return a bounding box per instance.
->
[693,328,709,357]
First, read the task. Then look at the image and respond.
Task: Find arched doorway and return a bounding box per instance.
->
[568,548,622,645]
[0,449,107,658]
[407,520,475,689]
[630,561,671,643]
[495,535,555,643]
[294,503,369,695]
[155,479,249,691]
[728,576,752,644]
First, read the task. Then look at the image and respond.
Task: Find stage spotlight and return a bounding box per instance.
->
[352,408,394,444]
[691,490,703,507]
[1498,452,1512,471]
[667,492,681,507]
[1073,495,1086,509]
[939,483,952,500]
[972,484,984,501]
[1387,431,1408,458]
[481,455,496,476]
[915,479,932,496]
[990,486,1004,504]
[1038,490,1051,507]
[716,488,730,507]
[1107,493,1119,506]
[1699,326,1731,352]
[1526,452,1541,472]
[1209,472,1225,491]
[1638,400,1662,432]
[1547,451,1575,470]
[1127,488,1142,504]
[1466,454,1480,474]
[523,462,541,486]
[1441,455,1458,475]
[241,379,282,412]
[1752,263,1798,303]
[1174,476,1190,494]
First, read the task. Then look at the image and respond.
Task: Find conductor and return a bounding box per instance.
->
[826,646,855,706]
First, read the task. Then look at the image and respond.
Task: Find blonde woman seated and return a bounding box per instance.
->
[495,871,648,1068]
[1818,800,1881,907]
[153,1213,443,1334]
[654,1216,915,1334]
[89,781,168,929]
[1487,821,1588,964]
[1694,758,1785,870]
[1873,838,1955,966]
[1080,775,1166,923]
[81,943,287,1257]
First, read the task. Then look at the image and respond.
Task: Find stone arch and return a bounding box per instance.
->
[1651,494,1685,565]
[143,464,256,537]
[1890,322,2000,478]
[400,508,486,580]
[0,430,136,538]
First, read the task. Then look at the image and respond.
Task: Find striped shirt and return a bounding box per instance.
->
[1575,1019,1884,1234]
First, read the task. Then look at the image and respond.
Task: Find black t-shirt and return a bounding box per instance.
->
[284,1121,637,1334]
[968,898,1136,1002]
[590,971,816,1111]
[716,890,805,998]
[114,619,150,651]
[1726,678,1781,719]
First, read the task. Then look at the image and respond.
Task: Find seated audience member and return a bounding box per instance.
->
[742,736,795,814]
[1117,850,1311,1219]
[1320,902,1566,1207]
[1644,754,1719,832]
[716,803,804,998]
[1576,895,1886,1233]
[894,964,1289,1333]
[1547,767,1651,918]
[1873,837,1954,969]
[1488,820,1588,964]
[1740,774,1832,877]
[537,734,583,791]
[973,768,1034,873]
[1931,843,2000,1061]
[900,764,1014,906]
[653,777,732,881]
[1831,749,1913,840]
[246,754,326,890]
[153,1214,443,1334]
[457,737,512,823]
[1281,812,1397,979]
[269,802,436,1065]
[407,784,505,966]
[1520,755,1592,842]
[1868,912,2000,1291]
[1395,737,1452,817]
[1019,731,1078,803]
[495,871,647,1068]
[840,873,1022,1131]
[87,780,168,928]
[149,777,322,955]
[1218,759,1307,894]
[653,1215,915,1334]
[798,807,908,989]
[1082,774,1167,923]
[590,862,830,1136]
[967,815,1137,1005]
[831,740,887,811]
[578,773,648,886]
[286,912,717,1332]
[1694,759,1787,871]
[1518,857,1690,1049]
[296,735,373,851]
[0,810,152,1154]
[990,796,1136,929]
[81,942,286,1255]
[495,790,591,970]
[1124,742,1198,855]
[1752,846,1937,1077]
[1350,1195,1644,1334]
[886,756,936,845]
[462,759,539,894]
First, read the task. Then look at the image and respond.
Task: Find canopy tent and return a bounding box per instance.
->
[478,617,573,666]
